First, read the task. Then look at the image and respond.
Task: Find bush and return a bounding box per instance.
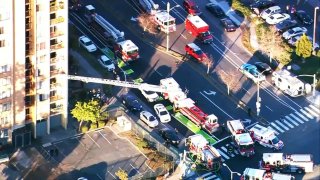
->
[115,169,128,180]
[241,27,255,52]
[231,0,252,19]
[136,138,149,149]
[81,125,89,133]
[98,120,106,128]
[90,123,98,130]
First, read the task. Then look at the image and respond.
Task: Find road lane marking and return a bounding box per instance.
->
[154,69,163,77]
[275,120,290,131]
[221,146,235,157]
[217,149,230,160]
[295,111,309,121]
[107,170,116,179]
[267,126,279,135]
[98,131,112,144]
[304,107,319,117]
[200,92,234,119]
[309,104,320,114]
[87,134,101,148]
[289,113,304,124]
[204,175,217,180]
[265,105,273,111]
[270,122,285,133]
[300,109,313,119]
[282,119,295,128]
[285,116,299,126]
[130,164,140,174]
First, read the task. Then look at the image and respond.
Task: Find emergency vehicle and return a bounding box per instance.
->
[183,0,202,16]
[84,5,140,62]
[154,11,176,33]
[185,43,208,62]
[271,69,312,97]
[241,168,295,180]
[185,134,221,171]
[250,124,284,150]
[185,15,213,44]
[160,78,219,134]
[260,153,314,173]
[226,120,255,157]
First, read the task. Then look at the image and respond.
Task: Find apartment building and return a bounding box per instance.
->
[0,0,68,149]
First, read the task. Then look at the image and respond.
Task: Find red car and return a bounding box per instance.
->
[183,0,202,16]
[185,43,207,62]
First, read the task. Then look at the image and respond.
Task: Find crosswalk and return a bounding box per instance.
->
[196,172,221,180]
[213,104,319,162]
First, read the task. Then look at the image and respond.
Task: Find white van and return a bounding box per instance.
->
[260,6,282,19]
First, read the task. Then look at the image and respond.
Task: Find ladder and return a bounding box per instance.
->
[94,14,125,42]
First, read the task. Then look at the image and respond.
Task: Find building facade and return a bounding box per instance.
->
[0,0,68,149]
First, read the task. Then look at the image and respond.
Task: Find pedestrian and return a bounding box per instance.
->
[286,5,290,13]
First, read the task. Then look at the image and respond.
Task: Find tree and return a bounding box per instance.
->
[215,67,241,95]
[71,100,108,131]
[296,33,313,59]
[204,55,214,75]
[115,169,128,180]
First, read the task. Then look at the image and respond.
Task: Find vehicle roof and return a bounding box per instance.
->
[273,69,304,86]
[272,173,293,180]
[270,13,286,18]
[160,77,180,89]
[187,43,201,51]
[141,111,154,117]
[189,134,208,148]
[290,26,306,32]
[263,153,284,161]
[117,40,138,51]
[290,154,312,161]
[155,104,166,111]
[85,5,95,11]
[187,15,208,28]
[241,63,257,70]
[100,55,110,61]
[234,133,253,144]
[266,5,281,11]
[155,11,175,22]
[251,124,274,137]
[244,168,266,178]
[228,120,245,132]
[80,36,91,43]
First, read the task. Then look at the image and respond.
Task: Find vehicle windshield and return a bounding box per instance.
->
[164,20,175,26]
[271,137,280,144]
[84,41,93,46]
[145,91,155,95]
[160,111,168,116]
[265,9,271,14]
[226,22,234,27]
[127,49,138,56]
[200,31,211,37]
[288,29,294,34]
[103,60,112,65]
[239,144,254,151]
[149,116,156,122]
[195,50,203,55]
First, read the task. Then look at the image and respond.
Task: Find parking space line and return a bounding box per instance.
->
[76,137,89,151]
[145,162,155,172]
[107,170,116,179]
[87,134,101,148]
[98,131,111,144]
[130,164,140,174]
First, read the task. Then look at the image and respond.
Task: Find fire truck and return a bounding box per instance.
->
[249,124,284,150]
[226,120,255,157]
[84,5,139,62]
[185,15,213,44]
[241,168,295,180]
[185,134,221,171]
[271,69,312,97]
[160,78,219,134]
[260,153,314,173]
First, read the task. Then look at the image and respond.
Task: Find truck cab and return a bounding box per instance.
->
[114,40,139,62]
[250,124,284,150]
[185,15,213,44]
[183,0,202,16]
[185,43,207,62]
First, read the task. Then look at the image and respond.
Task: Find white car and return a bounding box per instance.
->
[140,90,159,102]
[240,63,266,83]
[282,27,308,40]
[98,55,115,71]
[154,104,171,123]
[260,6,282,19]
[140,111,159,128]
[78,36,97,52]
[265,13,290,25]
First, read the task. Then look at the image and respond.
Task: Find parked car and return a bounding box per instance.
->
[154,104,171,123]
[159,128,181,146]
[275,19,297,33]
[250,0,275,15]
[98,55,115,71]
[185,43,208,62]
[254,62,272,74]
[206,3,225,18]
[220,17,237,32]
[295,10,313,25]
[282,27,307,40]
[260,6,282,19]
[183,0,202,16]
[140,111,159,128]
[78,36,97,52]
[121,94,143,111]
[240,63,266,82]
[140,90,159,102]
[265,13,290,25]
[287,34,319,49]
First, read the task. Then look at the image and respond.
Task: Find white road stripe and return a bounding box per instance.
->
[217,149,230,160]
[289,113,304,124]
[300,109,313,119]
[267,126,279,135]
[204,175,217,180]
[305,107,319,117]
[221,146,235,157]
[270,122,285,133]
[285,116,299,126]
[295,111,309,121]
[309,104,320,114]
[201,172,213,178]
[282,119,295,128]
[233,149,239,155]
[275,120,290,131]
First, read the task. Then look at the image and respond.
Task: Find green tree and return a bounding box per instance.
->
[115,169,128,180]
[296,33,313,59]
[71,100,108,131]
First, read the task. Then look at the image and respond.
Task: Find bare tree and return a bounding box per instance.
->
[215,67,241,95]
[137,13,158,34]
[204,54,214,75]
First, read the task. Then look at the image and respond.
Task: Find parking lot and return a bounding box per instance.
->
[41,127,150,179]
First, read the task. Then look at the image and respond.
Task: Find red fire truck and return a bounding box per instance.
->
[185,15,213,44]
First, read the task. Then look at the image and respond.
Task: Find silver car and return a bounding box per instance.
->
[140,111,159,128]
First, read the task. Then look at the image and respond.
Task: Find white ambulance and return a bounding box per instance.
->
[250,124,284,150]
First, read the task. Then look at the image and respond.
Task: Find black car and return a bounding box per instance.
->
[275,19,298,33]
[250,0,275,15]
[159,128,181,146]
[220,18,237,32]
[206,3,225,18]
[295,10,313,25]
[254,62,272,74]
[121,94,143,111]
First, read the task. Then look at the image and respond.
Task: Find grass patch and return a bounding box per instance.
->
[241,26,254,53]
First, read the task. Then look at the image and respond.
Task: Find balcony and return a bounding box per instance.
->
[50,83,60,89]
[25,114,33,121]
[50,95,63,102]
[50,16,64,25]
[50,31,64,38]
[26,82,35,95]
[25,95,35,107]
[50,104,63,115]
[50,55,64,64]
[50,69,65,76]
[50,2,64,12]
[50,42,64,51]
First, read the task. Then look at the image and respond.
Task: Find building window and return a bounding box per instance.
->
[38,55,46,62]
[36,69,41,76]
[36,4,43,12]
[0,65,10,73]
[0,77,11,86]
[0,40,5,47]
[36,81,43,89]
[38,94,48,101]
[1,102,11,112]
[37,42,46,50]
[0,27,4,34]
[0,89,11,99]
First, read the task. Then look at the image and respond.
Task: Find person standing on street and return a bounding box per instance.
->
[286,5,290,13]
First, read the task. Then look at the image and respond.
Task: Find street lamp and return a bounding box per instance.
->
[313,7,319,52]
[222,163,241,180]
[294,74,317,96]
[166,3,180,52]
[256,70,268,116]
